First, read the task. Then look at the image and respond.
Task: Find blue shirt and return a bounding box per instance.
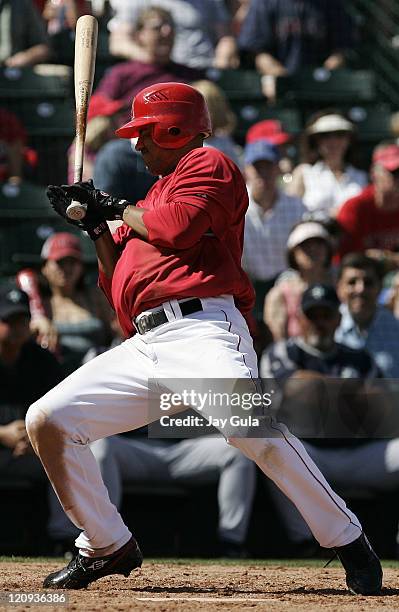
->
[335,304,399,379]
[238,0,353,74]
[260,336,380,448]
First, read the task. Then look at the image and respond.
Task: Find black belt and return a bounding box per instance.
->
[134,298,203,334]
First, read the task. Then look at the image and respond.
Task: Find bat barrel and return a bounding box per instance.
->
[66,15,98,221]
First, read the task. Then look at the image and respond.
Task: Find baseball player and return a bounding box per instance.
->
[26,82,382,594]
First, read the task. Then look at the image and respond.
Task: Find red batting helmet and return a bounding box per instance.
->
[115,82,212,148]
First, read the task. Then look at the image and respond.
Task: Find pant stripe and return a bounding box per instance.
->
[270,419,362,533]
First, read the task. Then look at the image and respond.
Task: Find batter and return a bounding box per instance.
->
[26,82,382,594]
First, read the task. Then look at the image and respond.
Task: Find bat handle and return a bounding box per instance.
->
[66,200,87,220]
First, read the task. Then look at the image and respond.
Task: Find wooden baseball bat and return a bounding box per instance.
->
[66,15,98,221]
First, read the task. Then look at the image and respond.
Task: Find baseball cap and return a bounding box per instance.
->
[244,141,281,165]
[41,233,82,261]
[307,114,354,135]
[301,284,340,314]
[0,287,30,320]
[287,222,331,251]
[88,94,123,122]
[372,144,399,172]
[246,119,291,146]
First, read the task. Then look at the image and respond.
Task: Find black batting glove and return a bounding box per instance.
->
[46,185,108,241]
[61,180,129,221]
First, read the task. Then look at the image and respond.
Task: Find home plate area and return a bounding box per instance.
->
[2,561,399,611]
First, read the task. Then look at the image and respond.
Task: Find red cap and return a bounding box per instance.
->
[41,233,82,261]
[246,119,291,146]
[373,144,399,172]
[88,94,123,122]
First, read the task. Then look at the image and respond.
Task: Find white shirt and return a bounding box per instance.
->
[242,190,306,281]
[302,161,368,214]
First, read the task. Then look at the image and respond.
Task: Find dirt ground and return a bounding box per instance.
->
[1,561,399,611]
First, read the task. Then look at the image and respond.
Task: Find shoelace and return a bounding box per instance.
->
[324,550,338,568]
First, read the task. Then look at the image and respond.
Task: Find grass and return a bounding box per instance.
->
[1,556,399,568]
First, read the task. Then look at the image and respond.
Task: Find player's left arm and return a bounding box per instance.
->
[58,182,212,247]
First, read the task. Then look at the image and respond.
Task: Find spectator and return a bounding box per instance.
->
[238,0,354,99]
[241,139,305,290]
[94,6,203,126]
[385,271,399,320]
[0,0,51,67]
[336,143,399,267]
[264,220,334,341]
[107,0,239,70]
[192,79,242,167]
[260,283,396,552]
[335,253,399,379]
[246,118,295,181]
[287,111,367,216]
[68,95,123,183]
[39,233,114,375]
[0,285,62,492]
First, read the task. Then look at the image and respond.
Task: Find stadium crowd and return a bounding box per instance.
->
[2,0,399,560]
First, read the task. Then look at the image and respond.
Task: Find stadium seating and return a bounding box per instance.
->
[276,68,377,110]
[348,104,392,142]
[206,68,263,101]
[0,65,75,185]
[0,65,72,99]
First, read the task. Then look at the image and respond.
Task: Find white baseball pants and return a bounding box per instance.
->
[268,438,399,543]
[47,434,257,546]
[26,295,362,556]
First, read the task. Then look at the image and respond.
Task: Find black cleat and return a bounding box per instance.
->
[334,533,383,595]
[43,537,143,589]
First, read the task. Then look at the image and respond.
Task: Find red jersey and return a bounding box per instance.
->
[336,184,399,259]
[99,147,255,337]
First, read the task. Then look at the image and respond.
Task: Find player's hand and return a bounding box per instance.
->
[61,180,129,221]
[46,184,108,241]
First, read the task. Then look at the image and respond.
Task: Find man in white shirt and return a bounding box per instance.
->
[242,140,306,318]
